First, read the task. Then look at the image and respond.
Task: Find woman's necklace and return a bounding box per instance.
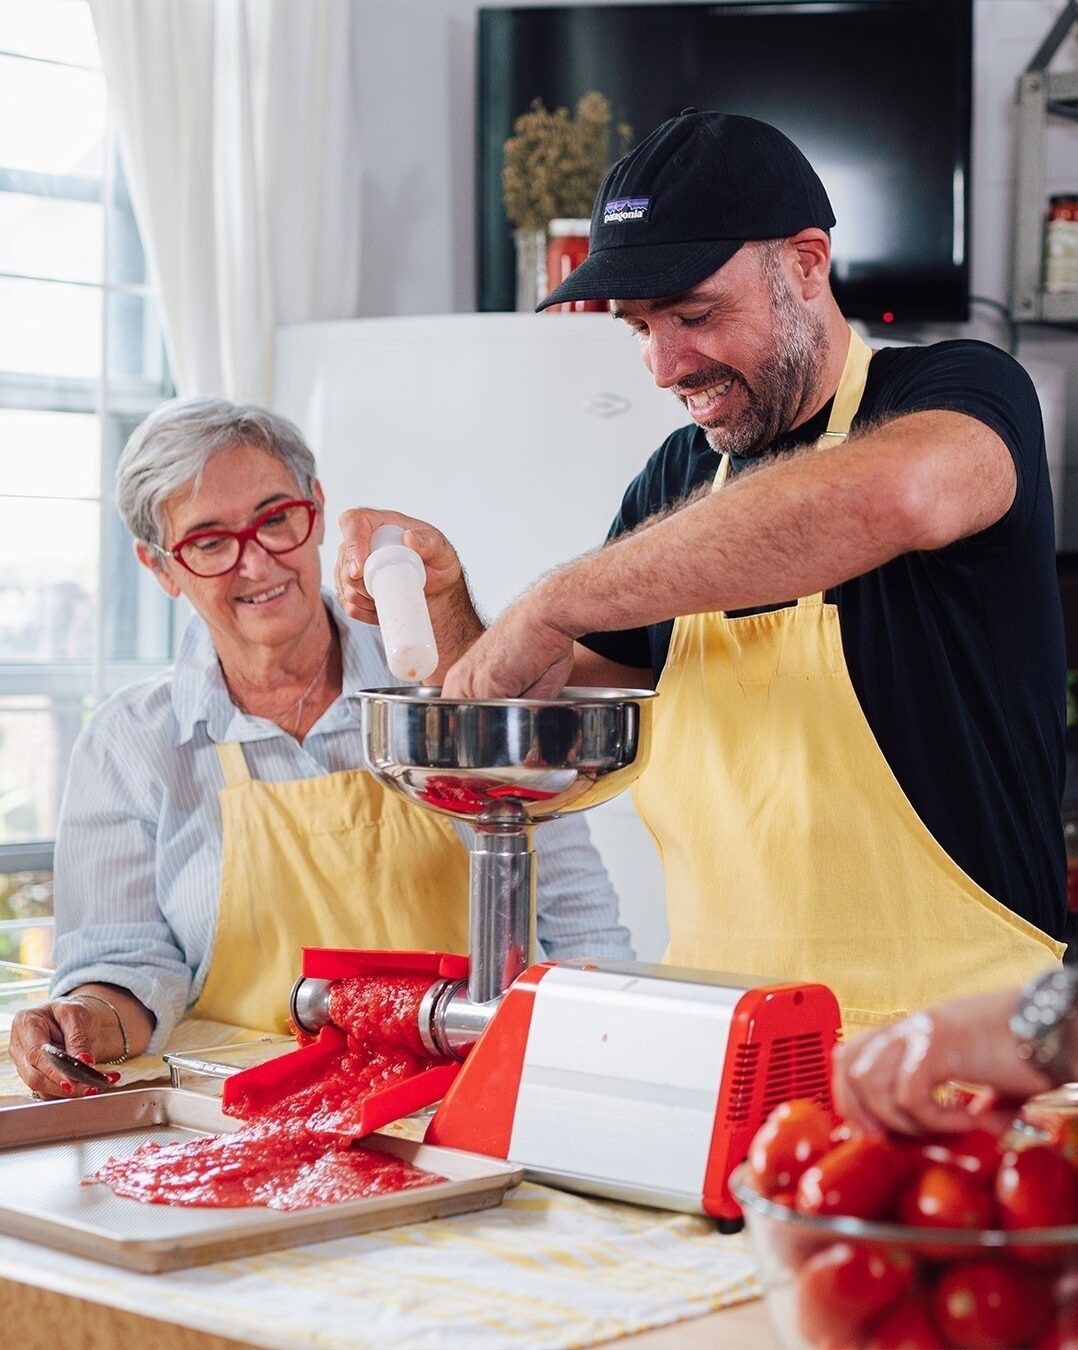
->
[226,634,337,736]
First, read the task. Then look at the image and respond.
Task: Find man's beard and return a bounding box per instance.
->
[692,266,828,458]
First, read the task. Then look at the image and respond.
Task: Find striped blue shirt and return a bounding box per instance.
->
[50,593,632,1050]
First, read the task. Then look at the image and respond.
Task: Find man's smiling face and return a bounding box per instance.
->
[612,239,829,457]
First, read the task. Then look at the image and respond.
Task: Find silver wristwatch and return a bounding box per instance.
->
[1010,967,1078,1084]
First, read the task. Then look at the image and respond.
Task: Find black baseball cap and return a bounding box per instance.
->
[537,110,835,311]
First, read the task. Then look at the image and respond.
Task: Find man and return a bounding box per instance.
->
[344,111,1066,1034]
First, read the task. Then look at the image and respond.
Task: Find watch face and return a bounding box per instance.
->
[1011,969,1078,1082]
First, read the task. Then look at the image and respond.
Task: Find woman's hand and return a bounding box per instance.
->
[10,995,124,1098]
[832,989,1055,1137]
[10,984,152,1099]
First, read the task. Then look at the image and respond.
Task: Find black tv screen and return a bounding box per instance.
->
[477,0,972,322]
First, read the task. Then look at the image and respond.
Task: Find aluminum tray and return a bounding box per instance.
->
[164,1037,296,1094]
[0,1088,522,1272]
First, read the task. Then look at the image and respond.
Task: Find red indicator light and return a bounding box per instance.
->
[882,311,895,324]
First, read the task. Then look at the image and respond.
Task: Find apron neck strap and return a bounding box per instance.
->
[818,325,873,446]
[710,324,873,610]
[797,325,872,605]
[216,741,252,788]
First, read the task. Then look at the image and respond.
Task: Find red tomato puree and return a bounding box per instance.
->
[89,975,448,1210]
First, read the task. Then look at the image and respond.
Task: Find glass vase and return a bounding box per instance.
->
[513,227,548,312]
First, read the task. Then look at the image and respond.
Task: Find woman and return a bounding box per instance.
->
[11,398,631,1098]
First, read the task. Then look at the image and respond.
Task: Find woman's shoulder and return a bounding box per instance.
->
[83,668,179,751]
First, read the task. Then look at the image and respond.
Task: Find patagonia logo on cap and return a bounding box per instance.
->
[603,196,650,224]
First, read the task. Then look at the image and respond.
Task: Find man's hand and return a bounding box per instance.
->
[336,508,485,680]
[335,508,464,624]
[442,593,576,699]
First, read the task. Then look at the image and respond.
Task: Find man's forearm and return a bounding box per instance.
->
[430,581,486,682]
[536,410,1013,641]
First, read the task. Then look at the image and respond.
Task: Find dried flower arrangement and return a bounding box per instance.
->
[502,91,632,230]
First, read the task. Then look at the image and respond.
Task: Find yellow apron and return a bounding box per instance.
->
[633,326,1064,1037]
[194,741,471,1031]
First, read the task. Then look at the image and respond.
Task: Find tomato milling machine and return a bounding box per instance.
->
[279,688,842,1224]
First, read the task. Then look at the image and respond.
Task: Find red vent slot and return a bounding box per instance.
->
[723,1042,761,1126]
[760,1031,830,1116]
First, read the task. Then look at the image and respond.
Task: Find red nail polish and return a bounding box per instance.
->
[60,1081,72,1094]
[86,1087,99,1096]
[107,1071,121,1083]
[77,1052,95,1065]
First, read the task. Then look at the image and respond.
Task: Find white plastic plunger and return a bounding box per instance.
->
[363,525,438,683]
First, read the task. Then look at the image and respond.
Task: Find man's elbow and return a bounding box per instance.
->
[888,456,1007,553]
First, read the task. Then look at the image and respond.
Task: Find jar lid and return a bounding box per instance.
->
[548,218,592,237]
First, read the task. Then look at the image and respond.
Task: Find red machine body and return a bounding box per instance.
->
[427,961,841,1219]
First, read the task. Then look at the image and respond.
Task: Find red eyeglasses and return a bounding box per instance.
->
[152,499,319,578]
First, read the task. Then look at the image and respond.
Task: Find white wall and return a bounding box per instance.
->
[351,0,1078,539]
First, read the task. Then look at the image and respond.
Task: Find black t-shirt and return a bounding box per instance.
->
[581,340,1067,939]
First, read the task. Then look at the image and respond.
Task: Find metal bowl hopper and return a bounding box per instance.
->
[356,687,655,823]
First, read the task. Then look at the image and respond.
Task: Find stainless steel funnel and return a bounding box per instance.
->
[357,687,654,1013]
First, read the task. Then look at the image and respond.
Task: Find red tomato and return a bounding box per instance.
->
[995,1145,1078,1262]
[918,1129,1002,1185]
[1048,1117,1078,1171]
[932,1259,1054,1348]
[864,1290,945,1350]
[748,1098,833,1197]
[796,1240,914,1345]
[797,1135,911,1220]
[829,1120,856,1146]
[896,1164,996,1230]
[1034,1298,1078,1350]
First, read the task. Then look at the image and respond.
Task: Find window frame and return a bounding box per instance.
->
[0,27,176,880]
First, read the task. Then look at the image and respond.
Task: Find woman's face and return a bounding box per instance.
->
[138,441,326,658]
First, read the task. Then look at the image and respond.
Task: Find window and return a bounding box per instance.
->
[0,0,174,965]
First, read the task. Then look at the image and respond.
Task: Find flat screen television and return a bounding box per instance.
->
[477,0,972,322]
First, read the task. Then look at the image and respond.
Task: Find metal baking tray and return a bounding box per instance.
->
[164,1037,296,1094]
[0,1088,523,1272]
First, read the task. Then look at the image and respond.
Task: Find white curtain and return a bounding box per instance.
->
[89,0,362,402]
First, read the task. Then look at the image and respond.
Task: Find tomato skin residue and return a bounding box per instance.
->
[89,976,448,1210]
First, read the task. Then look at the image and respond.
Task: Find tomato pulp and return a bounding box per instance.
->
[89,975,448,1209]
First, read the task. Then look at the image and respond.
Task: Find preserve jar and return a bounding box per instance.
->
[545,219,606,313]
[1044,195,1078,293]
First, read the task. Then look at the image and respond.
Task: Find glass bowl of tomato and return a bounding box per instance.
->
[731,1100,1078,1349]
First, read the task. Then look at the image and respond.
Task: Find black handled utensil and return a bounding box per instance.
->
[41,1042,113,1087]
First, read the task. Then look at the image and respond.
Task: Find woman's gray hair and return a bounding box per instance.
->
[115,397,318,546]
